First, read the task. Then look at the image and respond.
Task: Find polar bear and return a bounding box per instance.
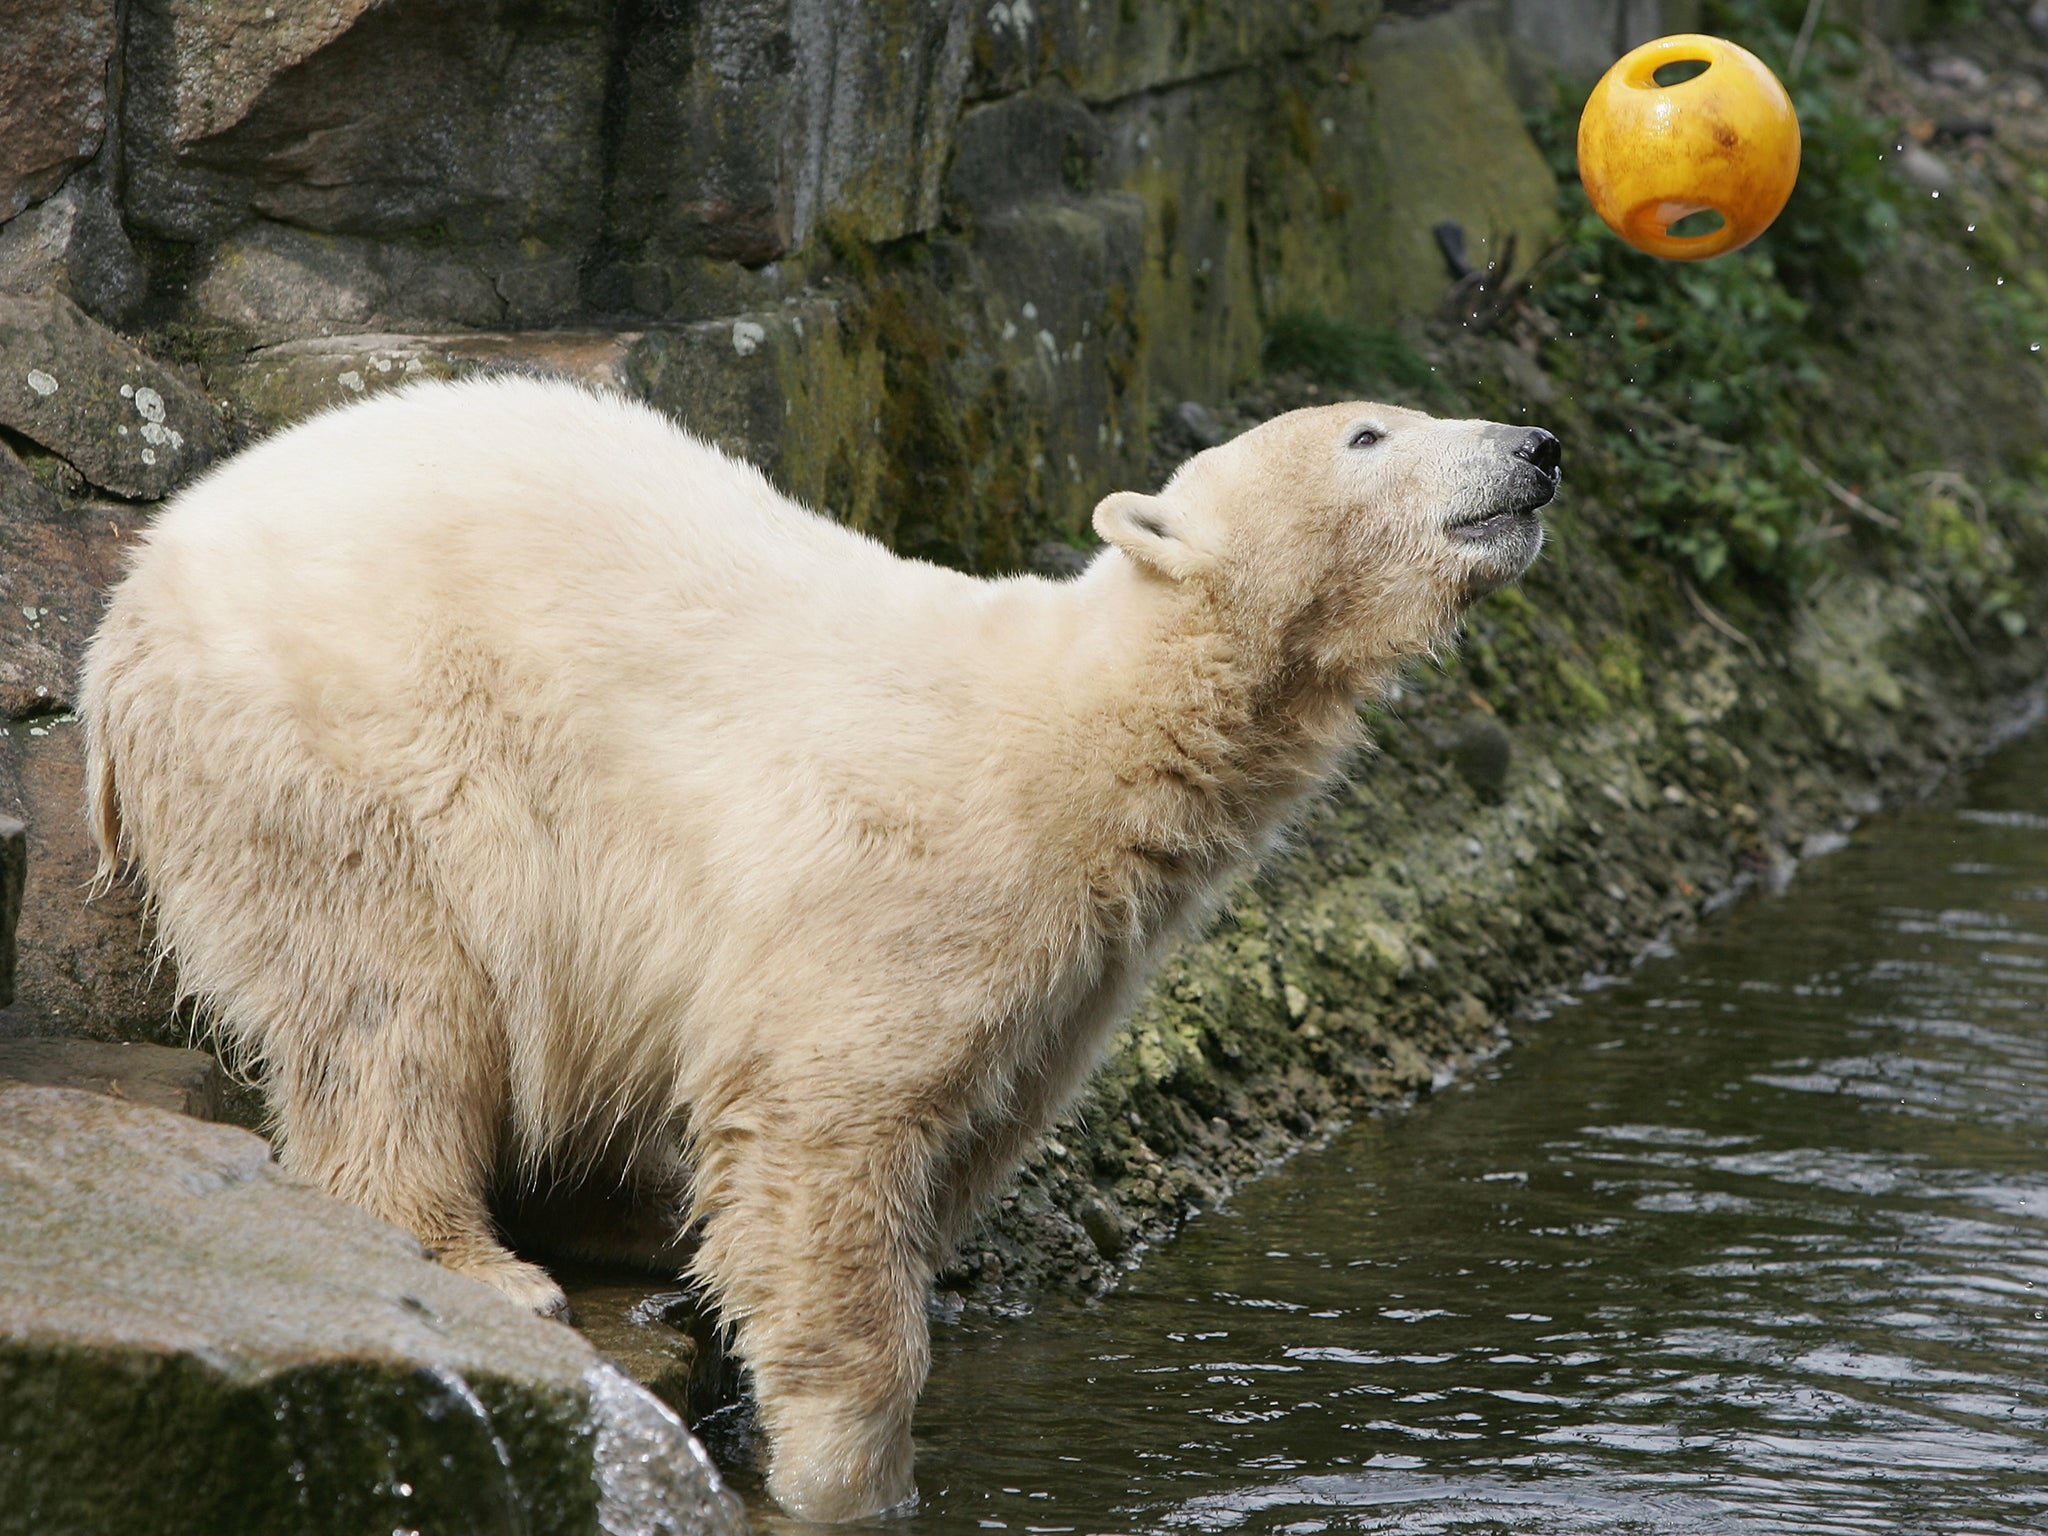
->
[78,376,1557,1520]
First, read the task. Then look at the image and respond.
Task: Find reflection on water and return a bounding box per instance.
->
[911,732,2048,1535]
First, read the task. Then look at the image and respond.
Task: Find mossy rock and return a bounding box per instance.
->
[0,1088,741,1536]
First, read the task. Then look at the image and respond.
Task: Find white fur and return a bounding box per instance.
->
[78,375,1547,1519]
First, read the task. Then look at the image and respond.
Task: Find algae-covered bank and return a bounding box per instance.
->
[1,0,2046,1509]
[950,0,2048,1300]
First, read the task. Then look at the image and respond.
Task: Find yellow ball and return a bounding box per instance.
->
[1577,35,1802,261]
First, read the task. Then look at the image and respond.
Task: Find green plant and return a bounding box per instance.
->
[1518,2,1909,600]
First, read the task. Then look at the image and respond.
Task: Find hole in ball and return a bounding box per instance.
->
[1665,207,1727,239]
[1652,58,1710,86]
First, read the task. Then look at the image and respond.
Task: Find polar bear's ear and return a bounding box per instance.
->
[1093,491,1215,580]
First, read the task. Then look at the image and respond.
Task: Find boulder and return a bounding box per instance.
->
[0,0,117,224]
[0,1037,218,1117]
[0,1087,745,1536]
[0,291,220,500]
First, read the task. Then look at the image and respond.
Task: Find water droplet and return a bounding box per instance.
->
[2034,343,2043,353]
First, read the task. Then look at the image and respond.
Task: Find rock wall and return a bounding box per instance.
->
[0,0,1622,1035]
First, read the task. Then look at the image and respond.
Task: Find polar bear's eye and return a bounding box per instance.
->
[1348,426,1384,450]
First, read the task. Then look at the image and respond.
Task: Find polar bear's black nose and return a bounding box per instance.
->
[1513,429,1561,480]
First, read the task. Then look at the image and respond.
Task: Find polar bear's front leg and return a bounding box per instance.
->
[690,1103,937,1521]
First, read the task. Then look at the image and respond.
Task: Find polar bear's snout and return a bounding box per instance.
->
[1510,426,1562,485]
[1441,423,1559,595]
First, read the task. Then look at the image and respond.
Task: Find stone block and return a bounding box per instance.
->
[947,82,1110,222]
[630,300,887,528]
[0,474,173,1040]
[189,223,505,337]
[0,716,179,1042]
[1080,1,1558,403]
[0,1038,219,1118]
[0,290,221,500]
[0,1087,743,1536]
[605,0,974,279]
[1503,0,1668,83]
[0,442,60,524]
[0,170,147,324]
[782,0,976,245]
[211,330,644,435]
[1099,70,1271,403]
[0,490,149,718]
[0,0,116,223]
[123,0,610,255]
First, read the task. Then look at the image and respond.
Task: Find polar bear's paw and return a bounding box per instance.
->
[437,1244,572,1318]
[765,1412,918,1523]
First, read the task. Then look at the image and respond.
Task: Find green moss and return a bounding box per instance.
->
[863,273,1013,571]
[143,321,265,374]
[1261,311,1445,403]
[1595,634,1647,704]
[1551,657,1613,719]
[0,1346,602,1536]
[1281,88,1317,165]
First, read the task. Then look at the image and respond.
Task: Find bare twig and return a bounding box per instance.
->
[1796,515,1850,545]
[1898,571,1983,662]
[1789,0,1826,79]
[1799,454,1901,528]
[1681,577,1768,666]
[1435,222,1570,336]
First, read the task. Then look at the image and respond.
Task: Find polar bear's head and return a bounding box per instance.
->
[1093,402,1558,675]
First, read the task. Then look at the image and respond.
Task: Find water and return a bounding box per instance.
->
[905,729,2048,1535]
